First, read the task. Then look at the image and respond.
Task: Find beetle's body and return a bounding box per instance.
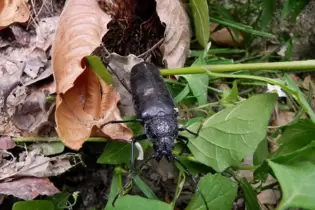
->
[103,61,209,210]
[130,62,178,161]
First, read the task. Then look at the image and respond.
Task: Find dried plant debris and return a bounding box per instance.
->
[0,136,16,150]
[0,177,60,200]
[12,91,55,132]
[0,149,81,181]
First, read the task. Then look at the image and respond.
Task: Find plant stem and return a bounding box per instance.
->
[160,60,315,75]
[13,136,109,142]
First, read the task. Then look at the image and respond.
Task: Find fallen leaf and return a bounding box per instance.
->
[52,0,132,150]
[12,91,54,132]
[0,177,59,200]
[0,149,79,181]
[271,110,295,127]
[23,48,48,79]
[105,53,143,116]
[0,0,30,30]
[0,136,16,150]
[210,24,244,47]
[156,0,190,68]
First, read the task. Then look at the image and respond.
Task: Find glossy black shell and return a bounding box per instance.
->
[130,62,176,120]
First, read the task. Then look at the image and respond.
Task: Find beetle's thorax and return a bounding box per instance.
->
[144,114,178,161]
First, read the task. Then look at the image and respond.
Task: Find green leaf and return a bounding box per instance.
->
[271,119,315,158]
[185,93,277,171]
[97,142,132,165]
[134,175,159,200]
[190,0,210,47]
[49,192,71,210]
[239,178,260,210]
[253,138,269,165]
[107,195,172,210]
[175,156,214,176]
[171,172,186,207]
[13,200,55,210]
[268,142,315,210]
[260,0,276,31]
[174,85,190,103]
[181,54,209,106]
[85,55,113,85]
[221,80,239,107]
[209,17,276,39]
[105,171,122,210]
[186,174,237,210]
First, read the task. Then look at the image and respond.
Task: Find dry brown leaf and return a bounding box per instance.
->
[156,0,190,68]
[0,177,59,200]
[210,23,244,47]
[0,149,79,181]
[0,136,16,150]
[52,0,132,150]
[12,91,54,132]
[271,110,295,127]
[0,0,30,29]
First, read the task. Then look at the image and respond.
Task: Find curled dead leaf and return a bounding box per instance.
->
[0,177,59,200]
[156,0,190,68]
[0,0,30,29]
[52,0,132,150]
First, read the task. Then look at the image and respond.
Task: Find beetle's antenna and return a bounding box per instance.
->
[112,153,156,207]
[173,156,209,210]
[105,62,132,94]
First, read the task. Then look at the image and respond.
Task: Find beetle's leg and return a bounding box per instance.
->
[112,153,156,207]
[130,134,147,171]
[179,122,203,137]
[177,135,189,155]
[100,119,142,129]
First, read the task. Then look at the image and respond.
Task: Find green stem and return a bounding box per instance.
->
[13,136,109,142]
[160,60,315,75]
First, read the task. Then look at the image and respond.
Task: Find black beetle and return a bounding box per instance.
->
[102,62,209,210]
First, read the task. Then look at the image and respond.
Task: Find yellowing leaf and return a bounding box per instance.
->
[52,0,132,150]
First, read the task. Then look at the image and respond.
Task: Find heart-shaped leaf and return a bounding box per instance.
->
[186,174,237,210]
[185,93,277,171]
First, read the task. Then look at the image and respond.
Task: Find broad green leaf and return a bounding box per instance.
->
[239,178,260,210]
[107,195,172,210]
[49,192,71,210]
[105,171,122,210]
[185,93,277,171]
[260,0,276,31]
[268,142,315,210]
[209,17,276,38]
[85,55,113,85]
[271,119,315,158]
[175,156,214,176]
[30,142,65,156]
[134,175,158,200]
[174,85,190,103]
[97,142,132,165]
[253,138,269,165]
[13,200,55,210]
[190,0,210,47]
[186,174,237,210]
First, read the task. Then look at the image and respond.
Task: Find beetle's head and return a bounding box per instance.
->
[153,136,175,162]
